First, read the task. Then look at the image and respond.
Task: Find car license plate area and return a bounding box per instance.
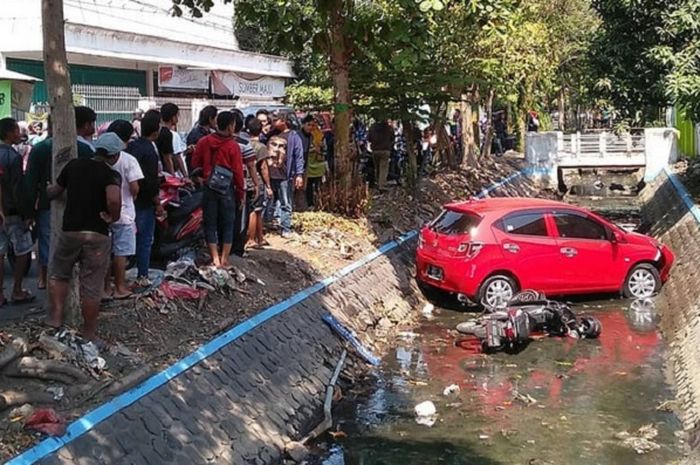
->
[427,265,444,281]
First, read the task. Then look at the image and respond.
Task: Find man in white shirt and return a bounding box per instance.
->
[103,120,144,299]
[75,106,97,154]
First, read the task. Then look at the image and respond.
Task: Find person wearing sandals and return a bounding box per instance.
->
[46,133,122,342]
[191,111,245,268]
[102,120,144,300]
[0,118,35,306]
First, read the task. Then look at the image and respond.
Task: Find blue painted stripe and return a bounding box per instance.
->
[5,229,415,465]
[6,167,531,465]
[663,166,700,224]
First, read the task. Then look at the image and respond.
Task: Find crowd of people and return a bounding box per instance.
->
[0,102,330,342]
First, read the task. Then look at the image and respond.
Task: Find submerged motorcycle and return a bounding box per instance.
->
[456,290,602,352]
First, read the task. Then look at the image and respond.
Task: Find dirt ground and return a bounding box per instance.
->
[0,158,549,460]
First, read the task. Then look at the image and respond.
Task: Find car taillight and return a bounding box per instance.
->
[456,241,484,259]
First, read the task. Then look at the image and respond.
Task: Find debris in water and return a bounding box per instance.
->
[414,400,437,427]
[513,391,537,406]
[614,424,661,454]
[443,384,461,396]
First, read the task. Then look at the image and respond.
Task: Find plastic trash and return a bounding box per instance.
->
[414,401,437,427]
[164,257,196,279]
[443,384,460,396]
[24,408,66,436]
[159,281,204,300]
[414,400,436,417]
[46,386,64,401]
[421,303,434,316]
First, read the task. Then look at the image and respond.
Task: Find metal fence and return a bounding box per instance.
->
[73,84,141,126]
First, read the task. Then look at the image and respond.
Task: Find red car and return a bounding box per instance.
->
[416,197,675,308]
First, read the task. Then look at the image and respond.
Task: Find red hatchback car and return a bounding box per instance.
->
[416,198,675,308]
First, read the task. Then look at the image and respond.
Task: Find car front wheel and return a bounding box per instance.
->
[623,264,661,299]
[478,275,518,310]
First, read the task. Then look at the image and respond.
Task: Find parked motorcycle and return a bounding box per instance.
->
[152,174,203,262]
[456,290,602,352]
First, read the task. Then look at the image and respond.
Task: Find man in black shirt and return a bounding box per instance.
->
[0,118,34,306]
[46,133,122,342]
[127,110,165,285]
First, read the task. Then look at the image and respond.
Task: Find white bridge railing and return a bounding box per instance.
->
[526,129,679,188]
[557,131,646,168]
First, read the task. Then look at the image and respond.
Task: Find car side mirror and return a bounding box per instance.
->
[611,230,625,243]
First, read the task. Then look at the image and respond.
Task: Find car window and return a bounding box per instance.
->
[431,209,481,235]
[499,212,549,236]
[554,212,608,240]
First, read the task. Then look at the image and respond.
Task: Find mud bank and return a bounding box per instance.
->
[641,170,700,457]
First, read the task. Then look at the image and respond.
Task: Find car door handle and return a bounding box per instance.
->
[503,243,520,254]
[560,247,578,257]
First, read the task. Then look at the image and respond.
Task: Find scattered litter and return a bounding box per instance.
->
[414,400,437,417]
[443,384,461,396]
[513,391,537,406]
[322,313,381,366]
[164,257,197,279]
[46,386,64,401]
[398,331,419,341]
[479,434,490,440]
[24,408,66,436]
[414,400,437,427]
[159,281,205,300]
[615,424,660,454]
[421,303,434,317]
[49,328,106,372]
[9,404,35,422]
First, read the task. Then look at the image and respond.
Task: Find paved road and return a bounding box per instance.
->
[0,259,46,325]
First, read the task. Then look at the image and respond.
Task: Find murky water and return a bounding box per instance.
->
[323,299,683,465]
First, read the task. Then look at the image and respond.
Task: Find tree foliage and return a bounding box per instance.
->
[650,0,700,121]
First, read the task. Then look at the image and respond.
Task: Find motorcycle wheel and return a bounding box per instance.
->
[578,316,602,339]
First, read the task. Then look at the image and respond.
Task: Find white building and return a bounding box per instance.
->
[0,0,294,126]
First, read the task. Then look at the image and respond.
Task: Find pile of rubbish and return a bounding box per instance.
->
[456,291,602,353]
[133,256,266,315]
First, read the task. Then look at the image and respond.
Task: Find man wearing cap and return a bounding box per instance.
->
[46,133,123,342]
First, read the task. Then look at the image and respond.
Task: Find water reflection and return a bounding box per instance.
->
[326,299,681,465]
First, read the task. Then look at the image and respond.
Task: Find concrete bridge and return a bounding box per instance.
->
[525,128,680,188]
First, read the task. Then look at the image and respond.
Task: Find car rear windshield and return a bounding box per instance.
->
[430,209,481,235]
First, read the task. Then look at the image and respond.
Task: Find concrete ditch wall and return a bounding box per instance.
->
[641,171,700,446]
[33,240,420,465]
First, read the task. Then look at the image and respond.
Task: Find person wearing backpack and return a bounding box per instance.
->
[0,118,35,306]
[191,111,244,269]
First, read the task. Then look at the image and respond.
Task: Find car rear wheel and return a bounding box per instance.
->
[478,275,518,310]
[623,264,661,299]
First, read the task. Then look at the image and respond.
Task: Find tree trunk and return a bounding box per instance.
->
[460,91,477,169]
[558,87,566,131]
[402,120,418,188]
[481,89,495,159]
[42,0,79,324]
[328,0,353,194]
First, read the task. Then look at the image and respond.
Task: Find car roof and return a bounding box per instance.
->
[446,197,575,216]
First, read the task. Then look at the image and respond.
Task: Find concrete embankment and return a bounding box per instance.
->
[641,170,700,455]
